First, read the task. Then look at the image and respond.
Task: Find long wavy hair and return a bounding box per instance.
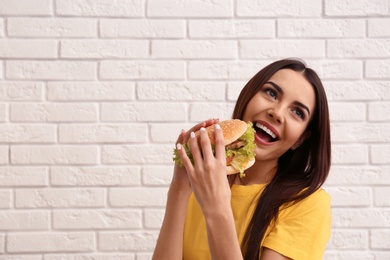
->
[231,58,331,259]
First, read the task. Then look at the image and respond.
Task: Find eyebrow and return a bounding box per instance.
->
[265,81,311,116]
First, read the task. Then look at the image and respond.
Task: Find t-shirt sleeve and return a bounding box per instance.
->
[261,189,332,260]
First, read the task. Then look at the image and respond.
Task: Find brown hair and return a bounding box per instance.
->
[231,58,331,259]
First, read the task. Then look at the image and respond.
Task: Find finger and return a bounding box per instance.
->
[176,143,193,171]
[214,124,226,162]
[183,118,219,144]
[188,131,203,166]
[199,127,213,161]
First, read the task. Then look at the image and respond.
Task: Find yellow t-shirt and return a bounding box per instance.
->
[183,184,331,260]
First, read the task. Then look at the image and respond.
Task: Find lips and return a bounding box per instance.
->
[253,121,279,144]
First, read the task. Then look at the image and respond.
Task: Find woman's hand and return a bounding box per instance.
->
[170,118,219,194]
[176,123,231,216]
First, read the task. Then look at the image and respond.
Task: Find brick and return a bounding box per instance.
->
[144,209,165,228]
[189,61,269,80]
[0,234,3,253]
[7,18,97,38]
[44,254,135,260]
[142,166,174,186]
[151,40,237,59]
[0,167,48,186]
[56,0,143,17]
[101,103,186,122]
[0,256,41,260]
[366,60,390,79]
[227,82,247,101]
[332,144,368,164]
[327,187,371,207]
[100,19,185,38]
[109,188,167,207]
[0,104,5,122]
[6,61,97,80]
[0,211,49,230]
[15,188,104,208]
[0,82,43,101]
[0,124,56,143]
[59,124,147,143]
[307,60,363,80]
[99,61,185,80]
[326,166,390,186]
[102,145,173,164]
[332,208,390,227]
[99,231,158,251]
[0,190,12,208]
[368,18,390,37]
[48,81,134,101]
[371,230,390,249]
[136,253,153,260]
[0,39,57,58]
[53,209,142,229]
[0,146,8,164]
[7,232,95,253]
[325,0,390,16]
[50,166,140,186]
[11,103,97,122]
[324,81,390,101]
[371,144,390,164]
[61,40,148,58]
[189,19,274,38]
[240,40,325,59]
[147,0,233,17]
[189,103,235,122]
[328,103,366,122]
[331,123,390,143]
[374,187,390,206]
[328,39,390,58]
[324,251,390,260]
[369,102,390,121]
[137,82,225,101]
[237,0,321,17]
[11,146,98,165]
[150,123,193,143]
[0,19,4,37]
[328,229,368,249]
[278,19,365,38]
[0,0,51,15]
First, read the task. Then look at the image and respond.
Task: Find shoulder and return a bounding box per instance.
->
[281,188,331,217]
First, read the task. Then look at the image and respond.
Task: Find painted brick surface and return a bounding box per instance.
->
[0,0,389,259]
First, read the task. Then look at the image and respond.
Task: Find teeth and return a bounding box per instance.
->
[256,123,277,139]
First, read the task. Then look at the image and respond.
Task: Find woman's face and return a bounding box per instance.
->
[243,69,316,164]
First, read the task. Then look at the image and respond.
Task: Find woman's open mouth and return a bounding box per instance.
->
[253,121,279,143]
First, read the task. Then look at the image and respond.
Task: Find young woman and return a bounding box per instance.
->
[153,58,332,260]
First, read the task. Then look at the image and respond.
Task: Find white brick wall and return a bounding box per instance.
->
[0,0,389,259]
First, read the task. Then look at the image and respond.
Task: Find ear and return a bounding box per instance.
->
[291,131,311,150]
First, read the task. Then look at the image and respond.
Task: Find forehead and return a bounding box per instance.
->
[268,69,316,111]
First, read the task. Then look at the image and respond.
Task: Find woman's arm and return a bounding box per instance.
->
[153,119,220,260]
[177,124,243,259]
[261,248,292,260]
[152,186,191,260]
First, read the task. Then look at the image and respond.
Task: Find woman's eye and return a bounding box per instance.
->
[293,108,305,119]
[265,89,277,99]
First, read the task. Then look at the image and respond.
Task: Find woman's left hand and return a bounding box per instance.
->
[176,124,231,215]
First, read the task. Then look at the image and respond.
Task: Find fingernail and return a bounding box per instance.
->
[200,127,206,132]
[176,143,182,150]
[190,132,195,138]
[215,124,221,130]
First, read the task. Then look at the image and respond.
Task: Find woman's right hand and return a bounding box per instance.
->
[170,118,219,193]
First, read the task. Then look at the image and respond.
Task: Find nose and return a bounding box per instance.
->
[267,108,284,124]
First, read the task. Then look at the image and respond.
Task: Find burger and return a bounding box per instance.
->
[173,119,256,178]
